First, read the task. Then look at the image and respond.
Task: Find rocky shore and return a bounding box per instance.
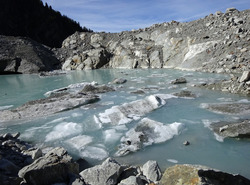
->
[1,132,250,185]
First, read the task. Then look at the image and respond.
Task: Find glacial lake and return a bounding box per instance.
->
[1,69,250,178]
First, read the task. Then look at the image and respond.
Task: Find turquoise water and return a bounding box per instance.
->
[0,69,250,178]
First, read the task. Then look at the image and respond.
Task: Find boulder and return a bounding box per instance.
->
[173,90,196,98]
[80,84,115,94]
[112,78,127,84]
[118,176,144,185]
[80,158,124,185]
[159,164,250,185]
[18,147,79,185]
[142,160,162,183]
[239,71,250,83]
[171,77,187,84]
[210,120,250,138]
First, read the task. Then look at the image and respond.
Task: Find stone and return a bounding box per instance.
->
[142,160,162,182]
[173,90,196,98]
[118,176,144,185]
[80,158,124,185]
[80,84,115,94]
[239,71,250,83]
[171,77,187,84]
[215,11,223,16]
[112,78,127,84]
[226,7,238,13]
[159,164,250,185]
[23,148,43,160]
[183,140,190,146]
[18,147,79,185]
[210,120,250,138]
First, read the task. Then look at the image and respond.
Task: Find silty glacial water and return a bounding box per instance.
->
[0,69,250,178]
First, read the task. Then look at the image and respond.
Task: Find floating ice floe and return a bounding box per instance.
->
[45,122,82,142]
[0,105,13,111]
[96,94,175,125]
[115,118,184,156]
[167,159,179,164]
[103,129,123,143]
[79,145,108,160]
[64,135,93,150]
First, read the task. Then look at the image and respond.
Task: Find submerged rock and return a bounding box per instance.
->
[173,90,196,98]
[202,102,250,115]
[159,164,250,185]
[210,120,250,138]
[80,84,115,94]
[171,77,187,84]
[116,118,183,156]
[0,93,99,122]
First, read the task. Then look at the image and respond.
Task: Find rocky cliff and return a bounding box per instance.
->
[59,8,249,74]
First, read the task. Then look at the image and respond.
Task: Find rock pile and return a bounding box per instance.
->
[1,133,249,185]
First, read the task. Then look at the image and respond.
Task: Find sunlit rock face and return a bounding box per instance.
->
[59,8,249,75]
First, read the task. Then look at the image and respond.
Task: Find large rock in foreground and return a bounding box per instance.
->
[0,93,99,122]
[159,164,250,185]
[80,158,124,185]
[0,35,60,74]
[18,147,79,185]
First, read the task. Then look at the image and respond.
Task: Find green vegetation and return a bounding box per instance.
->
[0,0,92,48]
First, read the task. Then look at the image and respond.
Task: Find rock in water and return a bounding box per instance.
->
[210,120,250,138]
[80,158,124,185]
[18,147,79,185]
[0,93,99,122]
[171,77,187,84]
[159,164,250,185]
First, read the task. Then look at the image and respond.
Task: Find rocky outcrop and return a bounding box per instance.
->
[159,164,250,185]
[58,8,249,73]
[0,92,99,122]
[210,120,250,138]
[0,35,61,74]
[18,147,79,185]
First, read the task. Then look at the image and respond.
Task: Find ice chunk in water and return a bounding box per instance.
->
[65,135,93,150]
[0,105,13,110]
[97,94,169,125]
[80,146,108,160]
[167,159,178,163]
[103,129,123,143]
[116,118,184,156]
[45,122,82,142]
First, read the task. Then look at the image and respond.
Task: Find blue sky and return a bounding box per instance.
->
[42,0,249,32]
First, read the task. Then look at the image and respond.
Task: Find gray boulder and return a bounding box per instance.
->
[239,71,250,83]
[112,78,127,84]
[171,77,187,84]
[80,158,124,185]
[118,176,143,185]
[159,164,250,185]
[80,84,115,94]
[173,90,196,98]
[142,160,162,183]
[210,120,250,138]
[18,147,79,185]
